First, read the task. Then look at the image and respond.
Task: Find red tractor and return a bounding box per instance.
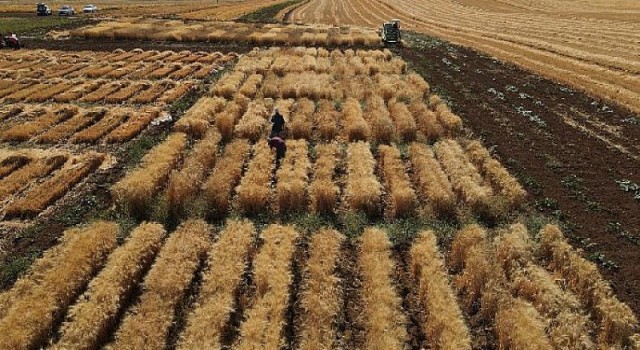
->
[1,33,21,50]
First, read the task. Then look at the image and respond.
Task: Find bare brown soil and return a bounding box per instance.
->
[398,34,640,318]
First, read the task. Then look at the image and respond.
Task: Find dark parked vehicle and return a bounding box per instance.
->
[36,3,52,16]
[58,5,75,16]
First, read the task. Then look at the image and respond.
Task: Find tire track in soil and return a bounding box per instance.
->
[398,38,640,318]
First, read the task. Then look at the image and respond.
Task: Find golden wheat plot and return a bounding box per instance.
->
[464,140,526,208]
[540,225,639,347]
[434,139,496,216]
[111,220,211,350]
[298,229,344,350]
[378,145,417,218]
[289,98,315,139]
[234,99,271,141]
[234,140,274,215]
[342,97,369,141]
[495,224,594,349]
[430,96,463,133]
[1,106,78,142]
[71,109,131,143]
[53,223,165,350]
[174,96,227,137]
[0,155,67,199]
[0,222,118,350]
[235,224,299,350]
[111,132,187,215]
[450,225,553,349]
[409,230,471,349]
[314,99,339,141]
[0,155,29,179]
[408,100,445,142]
[276,139,310,213]
[407,143,455,217]
[309,142,340,214]
[364,95,395,144]
[202,139,251,217]
[345,142,381,217]
[104,108,161,143]
[4,153,104,217]
[166,129,222,213]
[388,99,417,142]
[36,109,106,143]
[178,219,255,349]
[213,71,246,99]
[215,96,248,141]
[359,228,407,349]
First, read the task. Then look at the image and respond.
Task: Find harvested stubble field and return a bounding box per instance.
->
[72,18,380,47]
[0,0,291,19]
[288,0,640,114]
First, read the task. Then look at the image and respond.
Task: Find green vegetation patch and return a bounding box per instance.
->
[237,0,305,23]
[0,16,91,36]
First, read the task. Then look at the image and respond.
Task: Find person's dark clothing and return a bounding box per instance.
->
[270,112,285,136]
[268,136,286,167]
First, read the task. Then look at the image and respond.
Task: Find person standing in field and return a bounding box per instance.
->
[270,108,285,137]
[268,135,286,168]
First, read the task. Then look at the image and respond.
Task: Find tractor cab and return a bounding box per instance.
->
[381,19,401,45]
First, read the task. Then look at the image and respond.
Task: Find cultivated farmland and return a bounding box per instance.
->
[1,0,639,349]
[289,0,640,114]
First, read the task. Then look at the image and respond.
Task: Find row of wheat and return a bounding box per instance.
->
[0,105,160,144]
[2,219,638,348]
[73,18,380,46]
[110,135,524,219]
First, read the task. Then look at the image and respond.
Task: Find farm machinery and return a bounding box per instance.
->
[0,34,20,49]
[381,19,401,45]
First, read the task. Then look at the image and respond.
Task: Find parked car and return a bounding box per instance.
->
[82,4,98,13]
[36,3,52,16]
[58,5,75,16]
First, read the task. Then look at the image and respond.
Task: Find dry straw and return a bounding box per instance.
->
[408,143,456,217]
[212,71,246,98]
[167,129,221,214]
[111,132,187,215]
[215,96,248,141]
[289,98,315,139]
[540,225,639,347]
[178,219,255,349]
[388,99,417,141]
[378,144,417,218]
[174,96,226,137]
[315,99,340,141]
[5,153,104,217]
[408,100,445,142]
[345,142,381,217]
[430,95,463,133]
[359,228,407,350]
[309,142,340,214]
[53,223,165,350]
[235,224,299,350]
[235,99,270,141]
[37,109,105,143]
[465,140,526,208]
[71,109,130,143]
[496,224,594,349]
[104,108,160,143]
[0,221,118,349]
[0,154,67,199]
[234,140,274,215]
[111,219,211,349]
[202,139,251,217]
[410,230,471,349]
[1,106,78,142]
[0,155,29,178]
[364,95,395,144]
[434,139,496,216]
[275,139,310,213]
[298,229,344,350]
[343,97,370,141]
